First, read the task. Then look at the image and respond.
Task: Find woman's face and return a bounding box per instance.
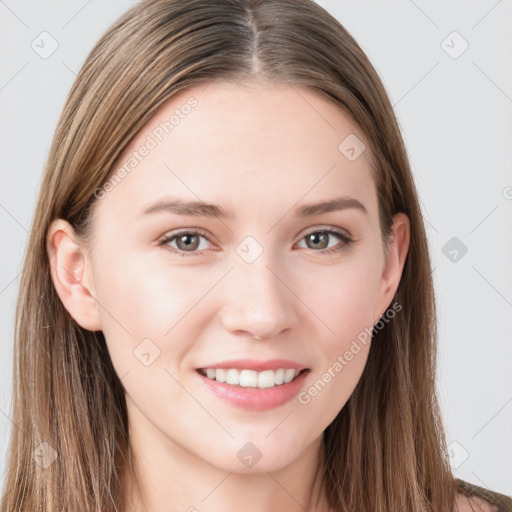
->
[51,79,408,474]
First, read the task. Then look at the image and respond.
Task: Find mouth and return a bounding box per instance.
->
[196,367,309,389]
[195,366,311,411]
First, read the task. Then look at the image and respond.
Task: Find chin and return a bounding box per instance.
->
[206,438,306,474]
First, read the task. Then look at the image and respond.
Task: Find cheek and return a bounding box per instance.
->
[91,251,219,375]
[90,253,177,365]
[298,286,374,427]
[294,259,378,417]
[93,247,203,326]
[312,275,375,375]
[299,257,380,346]
[94,259,168,332]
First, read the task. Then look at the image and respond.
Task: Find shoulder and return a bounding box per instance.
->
[454,479,512,512]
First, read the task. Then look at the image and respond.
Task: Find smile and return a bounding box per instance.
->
[197,368,306,388]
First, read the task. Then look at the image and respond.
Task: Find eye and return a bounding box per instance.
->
[159,227,354,257]
[159,229,213,257]
[296,228,354,255]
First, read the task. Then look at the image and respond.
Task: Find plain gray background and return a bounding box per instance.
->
[1,0,511,497]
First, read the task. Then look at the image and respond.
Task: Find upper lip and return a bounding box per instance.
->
[197,359,309,372]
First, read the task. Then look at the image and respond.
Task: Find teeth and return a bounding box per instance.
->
[200,368,302,388]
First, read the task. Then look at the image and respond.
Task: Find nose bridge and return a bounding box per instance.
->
[220,243,299,338]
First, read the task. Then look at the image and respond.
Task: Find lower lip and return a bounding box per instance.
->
[196,369,310,411]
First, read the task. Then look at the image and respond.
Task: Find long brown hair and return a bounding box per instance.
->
[1,0,461,510]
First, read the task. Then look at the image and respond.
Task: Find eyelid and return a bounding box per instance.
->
[160,227,212,241]
[299,224,353,239]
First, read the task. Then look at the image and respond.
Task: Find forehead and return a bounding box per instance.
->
[93,80,378,226]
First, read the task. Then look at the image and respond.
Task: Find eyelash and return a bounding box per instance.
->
[159,227,354,258]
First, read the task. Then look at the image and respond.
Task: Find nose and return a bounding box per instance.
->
[219,255,300,340]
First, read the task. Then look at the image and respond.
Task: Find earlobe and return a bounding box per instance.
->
[374,213,410,323]
[46,219,102,331]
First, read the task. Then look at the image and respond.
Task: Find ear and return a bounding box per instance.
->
[46,219,102,331]
[373,212,410,324]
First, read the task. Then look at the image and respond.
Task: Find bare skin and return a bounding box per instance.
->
[47,79,410,512]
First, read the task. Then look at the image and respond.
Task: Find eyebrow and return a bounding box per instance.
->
[141,195,368,219]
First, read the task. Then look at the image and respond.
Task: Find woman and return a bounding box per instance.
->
[1,0,510,511]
